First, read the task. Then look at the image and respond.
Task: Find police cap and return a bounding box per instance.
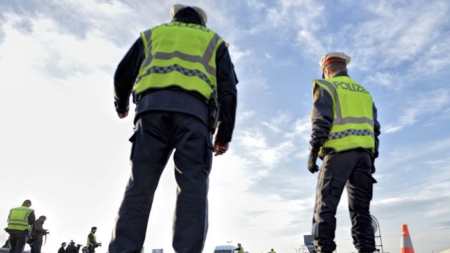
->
[319,52,351,69]
[171,4,207,25]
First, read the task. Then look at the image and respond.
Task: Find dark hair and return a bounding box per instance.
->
[23,200,32,206]
[325,61,347,74]
[39,215,47,220]
[62,242,66,246]
[91,227,97,230]
[173,7,203,26]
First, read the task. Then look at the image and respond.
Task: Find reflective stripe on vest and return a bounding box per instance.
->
[134,22,223,100]
[7,206,33,231]
[312,76,375,154]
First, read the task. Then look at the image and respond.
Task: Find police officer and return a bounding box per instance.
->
[87,227,100,253]
[6,200,35,253]
[109,4,238,253]
[308,52,381,253]
[235,243,244,253]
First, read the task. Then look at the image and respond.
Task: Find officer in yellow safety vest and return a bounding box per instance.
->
[235,243,244,253]
[109,4,238,253]
[307,52,381,253]
[6,199,36,253]
[87,227,101,253]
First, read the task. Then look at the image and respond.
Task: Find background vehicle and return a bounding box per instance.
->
[214,245,237,253]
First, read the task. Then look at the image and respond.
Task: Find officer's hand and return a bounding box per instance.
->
[308,152,319,173]
[118,111,128,119]
[214,140,229,156]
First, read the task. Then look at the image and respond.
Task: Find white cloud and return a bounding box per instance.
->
[228,46,251,64]
[236,111,309,170]
[384,88,450,133]
[245,0,326,58]
[364,71,397,88]
[237,110,255,122]
[261,112,292,133]
[351,0,450,75]
[414,35,450,75]
[286,117,310,139]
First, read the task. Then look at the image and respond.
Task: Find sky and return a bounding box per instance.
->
[1,0,450,253]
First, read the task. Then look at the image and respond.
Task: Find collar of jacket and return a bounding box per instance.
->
[331,71,350,78]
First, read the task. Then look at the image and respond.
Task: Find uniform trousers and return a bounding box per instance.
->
[7,230,27,253]
[109,111,212,253]
[312,149,376,253]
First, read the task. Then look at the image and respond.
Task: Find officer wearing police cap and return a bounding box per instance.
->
[308,52,381,253]
[109,3,238,253]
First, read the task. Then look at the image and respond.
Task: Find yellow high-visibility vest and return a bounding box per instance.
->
[312,76,375,155]
[87,232,97,245]
[134,22,224,100]
[7,206,33,231]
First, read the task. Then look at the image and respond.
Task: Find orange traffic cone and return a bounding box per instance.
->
[400,224,415,253]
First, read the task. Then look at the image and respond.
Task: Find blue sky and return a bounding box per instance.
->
[1,0,450,253]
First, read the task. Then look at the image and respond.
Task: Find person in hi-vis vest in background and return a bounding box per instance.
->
[6,199,35,253]
[109,4,238,253]
[235,243,244,253]
[87,227,100,253]
[308,52,381,253]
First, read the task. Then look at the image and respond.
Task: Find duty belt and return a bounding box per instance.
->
[133,88,209,104]
[132,90,152,103]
